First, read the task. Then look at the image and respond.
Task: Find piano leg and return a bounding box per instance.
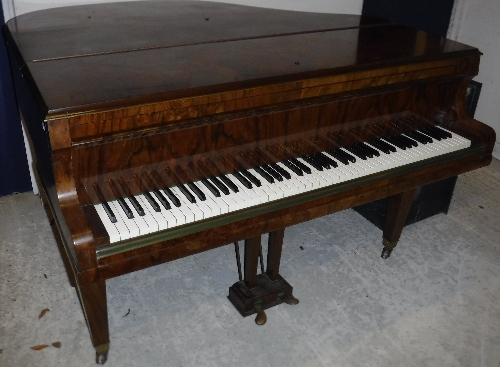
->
[381,188,418,259]
[76,280,110,364]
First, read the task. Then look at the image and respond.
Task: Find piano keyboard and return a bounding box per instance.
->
[94,126,471,243]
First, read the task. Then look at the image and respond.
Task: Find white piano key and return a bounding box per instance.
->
[219,190,242,212]
[161,189,189,226]
[296,158,332,186]
[170,186,202,222]
[334,163,357,180]
[231,178,261,206]
[124,197,152,235]
[136,194,164,232]
[95,203,121,243]
[275,163,309,191]
[195,198,214,219]
[109,200,138,239]
[248,168,283,200]
[196,183,227,215]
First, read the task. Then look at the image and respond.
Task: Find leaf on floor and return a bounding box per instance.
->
[52,342,61,348]
[30,344,49,351]
[38,308,50,319]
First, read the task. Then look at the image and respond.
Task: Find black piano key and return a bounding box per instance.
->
[188,182,206,201]
[144,192,161,212]
[210,176,231,195]
[282,160,303,176]
[240,169,262,187]
[262,165,283,181]
[406,130,433,144]
[232,171,252,189]
[389,135,411,149]
[368,140,391,154]
[302,155,323,171]
[219,175,239,193]
[154,190,171,210]
[177,183,196,203]
[353,143,374,158]
[326,149,350,165]
[372,139,396,153]
[396,134,418,147]
[254,167,274,183]
[337,148,356,163]
[384,136,407,150]
[359,143,380,157]
[312,153,331,169]
[344,145,368,160]
[317,152,338,168]
[202,179,221,197]
[427,125,452,139]
[419,127,443,141]
[102,201,117,223]
[164,187,182,207]
[290,158,312,174]
[271,163,291,179]
[434,126,453,138]
[117,198,134,219]
[128,196,145,216]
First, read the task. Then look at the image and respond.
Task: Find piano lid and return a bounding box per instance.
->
[3,1,479,117]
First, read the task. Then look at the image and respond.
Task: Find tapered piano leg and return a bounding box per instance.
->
[382,188,418,259]
[76,280,110,364]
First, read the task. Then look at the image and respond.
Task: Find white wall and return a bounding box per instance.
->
[448,0,500,159]
[2,0,363,21]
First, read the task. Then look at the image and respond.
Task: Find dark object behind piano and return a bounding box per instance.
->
[353,81,483,229]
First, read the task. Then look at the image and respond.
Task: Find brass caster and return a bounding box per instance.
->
[95,351,108,365]
[254,303,267,325]
[95,344,109,365]
[279,294,299,305]
[381,247,393,259]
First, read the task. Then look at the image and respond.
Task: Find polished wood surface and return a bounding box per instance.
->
[383,188,418,246]
[4,1,495,363]
[4,1,476,115]
[267,229,285,281]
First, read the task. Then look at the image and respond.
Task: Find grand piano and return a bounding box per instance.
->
[3,1,495,364]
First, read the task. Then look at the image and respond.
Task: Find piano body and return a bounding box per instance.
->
[3,1,495,363]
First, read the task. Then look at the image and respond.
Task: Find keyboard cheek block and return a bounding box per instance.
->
[7,1,495,363]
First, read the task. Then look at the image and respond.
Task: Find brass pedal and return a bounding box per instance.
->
[254,301,267,325]
[278,292,299,305]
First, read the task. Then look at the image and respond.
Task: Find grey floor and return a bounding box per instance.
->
[1,159,500,367]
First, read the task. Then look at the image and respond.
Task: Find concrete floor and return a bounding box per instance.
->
[1,159,500,367]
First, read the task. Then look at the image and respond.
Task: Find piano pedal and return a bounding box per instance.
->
[278,292,299,305]
[253,301,267,325]
[228,274,296,324]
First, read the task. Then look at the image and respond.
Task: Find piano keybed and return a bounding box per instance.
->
[93,124,471,244]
